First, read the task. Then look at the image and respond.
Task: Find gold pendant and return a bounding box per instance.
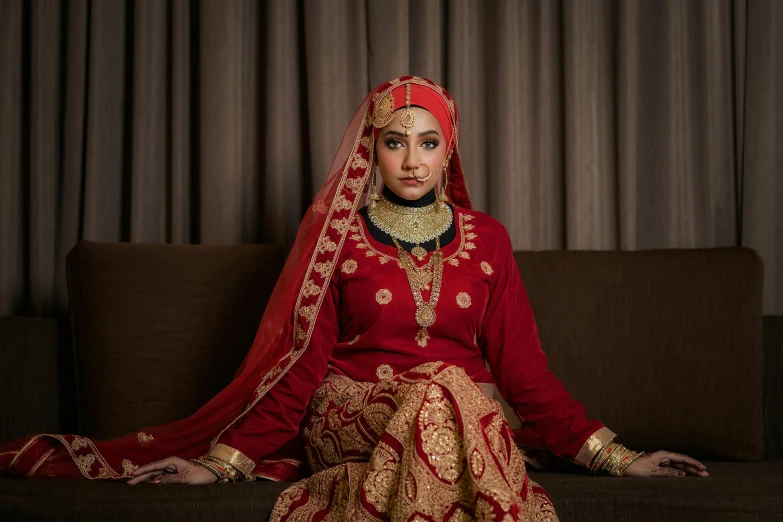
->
[415,303,436,328]
[411,245,427,261]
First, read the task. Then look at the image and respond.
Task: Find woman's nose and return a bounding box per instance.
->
[402,148,420,170]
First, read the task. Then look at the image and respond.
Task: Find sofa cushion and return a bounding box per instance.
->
[530,461,783,522]
[1,462,781,521]
[66,241,284,440]
[512,248,765,461]
[0,477,290,522]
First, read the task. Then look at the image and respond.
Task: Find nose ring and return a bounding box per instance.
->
[414,163,432,183]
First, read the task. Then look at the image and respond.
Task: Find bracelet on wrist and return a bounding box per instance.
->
[189,457,232,483]
[589,442,643,477]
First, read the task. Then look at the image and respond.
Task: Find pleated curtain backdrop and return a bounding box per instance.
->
[0,0,781,317]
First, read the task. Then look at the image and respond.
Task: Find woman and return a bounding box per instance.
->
[1,77,707,521]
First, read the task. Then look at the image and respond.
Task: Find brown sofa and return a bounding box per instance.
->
[1,241,781,521]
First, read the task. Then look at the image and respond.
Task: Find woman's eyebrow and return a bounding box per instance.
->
[383,130,441,138]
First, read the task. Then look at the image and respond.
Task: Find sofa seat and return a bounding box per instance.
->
[530,461,783,521]
[2,462,781,522]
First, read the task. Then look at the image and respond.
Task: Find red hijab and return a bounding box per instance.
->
[372,82,455,152]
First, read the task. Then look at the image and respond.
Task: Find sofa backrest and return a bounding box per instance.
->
[66,241,284,440]
[511,248,765,461]
[64,242,766,460]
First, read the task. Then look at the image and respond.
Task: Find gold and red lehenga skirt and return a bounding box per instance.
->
[270,362,559,522]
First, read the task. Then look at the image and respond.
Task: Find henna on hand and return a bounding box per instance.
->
[154,473,189,484]
[651,467,684,477]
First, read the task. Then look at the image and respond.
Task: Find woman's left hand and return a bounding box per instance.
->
[623,450,709,477]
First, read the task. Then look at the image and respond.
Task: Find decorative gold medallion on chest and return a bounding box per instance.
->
[415,303,436,328]
[411,245,428,261]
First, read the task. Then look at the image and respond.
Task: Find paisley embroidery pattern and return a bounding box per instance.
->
[270,362,559,522]
[481,261,493,276]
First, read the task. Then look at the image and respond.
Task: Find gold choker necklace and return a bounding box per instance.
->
[368,195,452,261]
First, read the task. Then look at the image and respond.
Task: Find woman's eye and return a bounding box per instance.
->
[421,140,439,149]
[385,139,403,149]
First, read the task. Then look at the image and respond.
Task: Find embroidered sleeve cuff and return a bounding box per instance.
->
[207,443,256,476]
[574,427,617,468]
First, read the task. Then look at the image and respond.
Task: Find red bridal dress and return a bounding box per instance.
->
[1,77,615,522]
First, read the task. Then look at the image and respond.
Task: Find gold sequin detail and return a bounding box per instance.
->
[364,441,400,512]
[301,279,321,297]
[71,437,89,451]
[420,384,463,483]
[481,261,494,275]
[341,259,358,274]
[347,334,361,345]
[329,217,352,235]
[74,454,95,476]
[317,236,337,253]
[376,289,392,305]
[456,292,472,308]
[314,260,333,279]
[294,323,306,342]
[287,360,552,521]
[122,459,138,476]
[350,154,370,171]
[470,448,485,479]
[136,432,154,447]
[448,507,473,522]
[376,364,394,380]
[299,304,317,323]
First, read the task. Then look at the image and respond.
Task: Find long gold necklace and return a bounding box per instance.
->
[392,237,444,348]
[368,195,452,261]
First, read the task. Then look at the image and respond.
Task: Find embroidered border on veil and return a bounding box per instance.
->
[0,76,473,481]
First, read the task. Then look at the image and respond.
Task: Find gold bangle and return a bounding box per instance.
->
[590,442,616,472]
[205,456,241,481]
[577,427,618,468]
[588,440,613,472]
[207,443,256,477]
[607,448,641,477]
[605,447,631,476]
[189,458,231,483]
[617,451,645,476]
[206,455,256,482]
[593,443,619,473]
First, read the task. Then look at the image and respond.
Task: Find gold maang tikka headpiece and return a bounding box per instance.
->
[399,83,416,136]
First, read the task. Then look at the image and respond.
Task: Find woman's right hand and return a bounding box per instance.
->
[127,456,217,485]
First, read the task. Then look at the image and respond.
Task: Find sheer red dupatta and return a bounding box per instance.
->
[0,76,473,481]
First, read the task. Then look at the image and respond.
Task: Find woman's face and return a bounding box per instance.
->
[375,107,448,201]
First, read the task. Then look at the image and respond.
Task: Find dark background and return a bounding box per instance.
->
[0,0,780,318]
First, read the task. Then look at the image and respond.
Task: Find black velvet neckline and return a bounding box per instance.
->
[358,186,456,250]
[382,186,437,207]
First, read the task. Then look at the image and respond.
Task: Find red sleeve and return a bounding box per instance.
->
[214,274,340,467]
[479,226,614,467]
